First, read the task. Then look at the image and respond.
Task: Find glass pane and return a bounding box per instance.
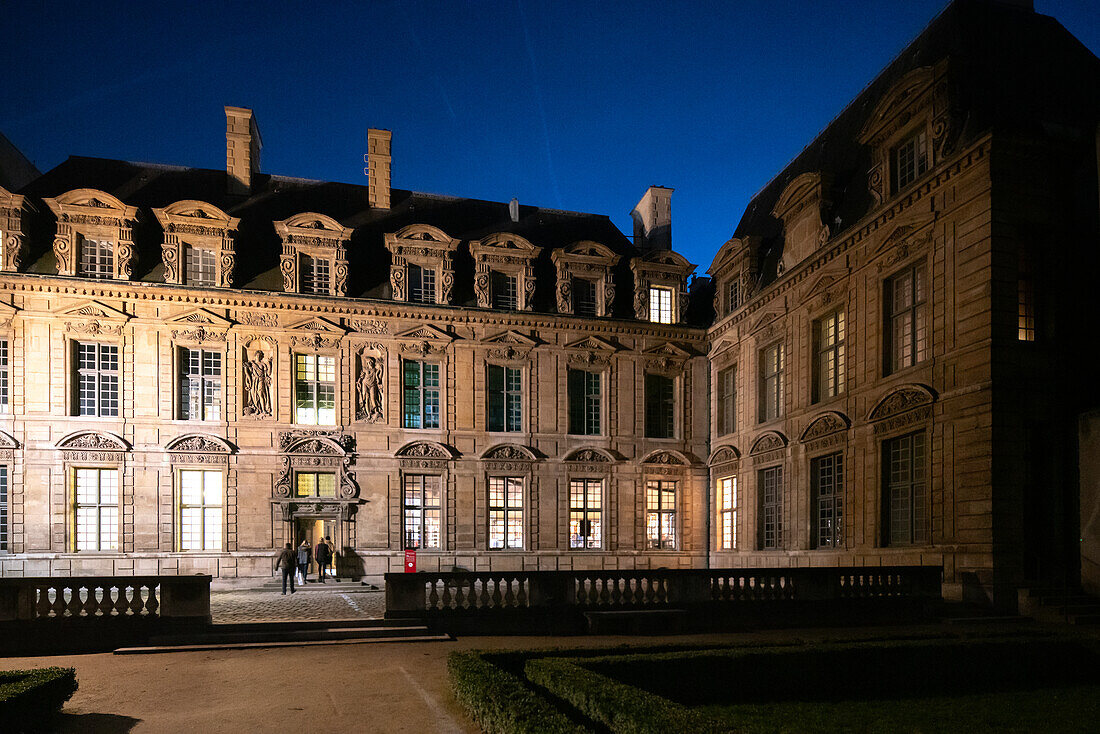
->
[296,474,315,497]
[317,474,336,497]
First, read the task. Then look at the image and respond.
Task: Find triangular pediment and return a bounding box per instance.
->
[874,210,937,256]
[395,324,454,342]
[166,308,233,328]
[564,335,619,353]
[642,342,692,359]
[748,308,784,335]
[802,266,847,300]
[708,336,738,357]
[54,300,129,321]
[286,316,347,334]
[481,330,539,348]
[0,302,18,322]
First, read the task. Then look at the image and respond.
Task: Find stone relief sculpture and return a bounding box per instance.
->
[357,352,384,422]
[243,350,273,417]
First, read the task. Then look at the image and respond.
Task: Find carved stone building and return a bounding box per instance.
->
[0,0,1097,610]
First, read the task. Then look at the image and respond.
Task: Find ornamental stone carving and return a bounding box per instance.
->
[243,349,273,418]
[749,431,787,456]
[799,412,850,442]
[348,318,389,334]
[642,451,685,465]
[396,442,453,459]
[166,435,233,454]
[56,431,129,452]
[482,444,536,461]
[868,384,936,422]
[709,446,739,466]
[356,346,385,423]
[564,448,611,463]
[279,430,354,454]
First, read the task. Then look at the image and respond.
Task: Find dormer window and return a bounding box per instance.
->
[385,225,460,306]
[727,279,741,313]
[78,236,114,279]
[648,286,674,324]
[551,241,619,317]
[154,200,240,287]
[470,233,541,312]
[630,249,695,325]
[0,185,32,273]
[408,264,436,304]
[274,212,352,297]
[490,271,518,310]
[573,278,598,317]
[301,253,331,295]
[890,129,929,194]
[185,245,217,286]
[44,189,139,281]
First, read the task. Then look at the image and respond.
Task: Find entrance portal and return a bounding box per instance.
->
[295,517,338,578]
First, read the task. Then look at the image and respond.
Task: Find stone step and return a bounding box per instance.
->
[114,633,451,654]
[253,579,378,591]
[145,622,430,647]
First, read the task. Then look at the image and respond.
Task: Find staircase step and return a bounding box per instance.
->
[147,624,430,646]
[115,633,451,654]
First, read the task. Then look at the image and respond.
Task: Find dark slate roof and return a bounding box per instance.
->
[0,131,40,191]
[17,156,717,323]
[730,0,1100,285]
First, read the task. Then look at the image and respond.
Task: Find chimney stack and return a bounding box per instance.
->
[225,106,262,196]
[631,185,673,250]
[367,129,392,209]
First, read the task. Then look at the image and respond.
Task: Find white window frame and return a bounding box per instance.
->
[295,353,336,425]
[178,469,224,551]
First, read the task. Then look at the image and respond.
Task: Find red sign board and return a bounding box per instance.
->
[404,548,417,573]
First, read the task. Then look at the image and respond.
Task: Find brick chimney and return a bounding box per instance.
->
[631,185,673,250]
[367,129,392,209]
[225,106,262,196]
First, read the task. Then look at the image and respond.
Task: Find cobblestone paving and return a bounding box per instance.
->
[210,586,387,624]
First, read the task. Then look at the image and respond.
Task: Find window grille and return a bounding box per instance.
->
[568,478,602,549]
[488,476,523,549]
[645,479,677,549]
[295,354,336,424]
[403,361,440,429]
[179,470,223,551]
[812,452,844,548]
[567,369,601,435]
[757,465,783,550]
[487,365,522,432]
[74,468,118,551]
[404,474,442,549]
[179,348,222,420]
[76,342,119,417]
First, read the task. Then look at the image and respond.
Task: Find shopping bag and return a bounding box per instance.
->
[295,569,304,586]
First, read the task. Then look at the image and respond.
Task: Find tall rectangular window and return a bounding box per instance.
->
[727,279,741,314]
[574,278,598,317]
[644,373,675,438]
[758,343,784,423]
[179,348,221,421]
[567,369,601,435]
[1018,247,1035,342]
[0,339,8,414]
[0,466,8,552]
[295,354,336,424]
[813,310,846,403]
[890,129,928,193]
[179,470,222,551]
[884,432,927,546]
[885,265,928,374]
[76,342,119,417]
[569,478,602,549]
[301,254,330,294]
[184,244,217,286]
[490,271,518,310]
[79,236,113,279]
[295,472,337,497]
[408,264,436,304]
[74,468,118,551]
[648,285,673,323]
[757,466,782,550]
[717,366,735,436]
[487,365,522,432]
[488,476,523,549]
[403,361,441,429]
[717,476,736,550]
[812,453,844,549]
[645,479,677,549]
[404,474,442,549]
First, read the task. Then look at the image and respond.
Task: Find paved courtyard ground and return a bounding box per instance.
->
[210,584,386,623]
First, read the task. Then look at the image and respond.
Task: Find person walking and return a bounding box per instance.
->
[315,536,332,583]
[275,543,297,594]
[297,540,312,585]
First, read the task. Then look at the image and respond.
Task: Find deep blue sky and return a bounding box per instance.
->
[4,1,1098,271]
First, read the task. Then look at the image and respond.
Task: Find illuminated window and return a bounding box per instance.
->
[488,476,523,550]
[574,278,598,317]
[0,339,8,414]
[403,361,440,429]
[717,366,735,436]
[78,236,114,279]
[645,479,677,549]
[648,286,673,323]
[184,245,217,286]
[885,264,928,374]
[1018,247,1035,341]
[404,474,442,549]
[295,354,336,424]
[487,365,522,432]
[758,343,784,423]
[408,264,436,304]
[179,348,221,421]
[0,466,8,552]
[727,279,741,313]
[717,476,736,550]
[645,373,675,438]
[301,254,331,295]
[76,342,119,417]
[295,472,336,497]
[813,310,846,403]
[890,129,928,193]
[74,468,118,551]
[757,465,782,550]
[884,432,927,546]
[567,369,601,435]
[179,470,222,551]
[812,453,843,549]
[569,478,602,549]
[490,271,518,310]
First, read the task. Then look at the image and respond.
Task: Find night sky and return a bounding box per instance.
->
[4,1,1098,271]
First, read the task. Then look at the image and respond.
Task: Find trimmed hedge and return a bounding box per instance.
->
[524,657,727,734]
[0,667,78,731]
[447,651,584,734]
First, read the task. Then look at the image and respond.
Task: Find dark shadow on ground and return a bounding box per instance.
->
[51,712,141,733]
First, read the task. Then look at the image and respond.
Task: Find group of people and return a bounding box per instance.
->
[274,537,334,595]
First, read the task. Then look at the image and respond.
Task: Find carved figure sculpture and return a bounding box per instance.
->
[357,354,384,422]
[244,350,273,417]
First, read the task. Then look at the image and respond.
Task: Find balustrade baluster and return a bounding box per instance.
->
[146,584,160,615]
[503,577,516,608]
[429,579,442,610]
[490,576,503,608]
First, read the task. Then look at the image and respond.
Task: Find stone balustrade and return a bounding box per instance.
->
[0,575,212,624]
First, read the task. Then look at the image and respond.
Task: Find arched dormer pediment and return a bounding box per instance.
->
[708,445,740,466]
[639,249,693,270]
[275,212,353,239]
[749,431,788,456]
[392,224,454,243]
[563,447,615,464]
[166,434,235,454]
[640,449,690,466]
[480,443,538,462]
[46,188,137,219]
[156,200,238,227]
[559,240,618,262]
[799,411,851,443]
[773,172,830,272]
[395,441,458,460]
[868,384,936,423]
[472,232,539,254]
[858,67,937,147]
[56,431,130,452]
[707,237,744,277]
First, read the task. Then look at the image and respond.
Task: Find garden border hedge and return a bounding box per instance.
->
[0,667,78,731]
